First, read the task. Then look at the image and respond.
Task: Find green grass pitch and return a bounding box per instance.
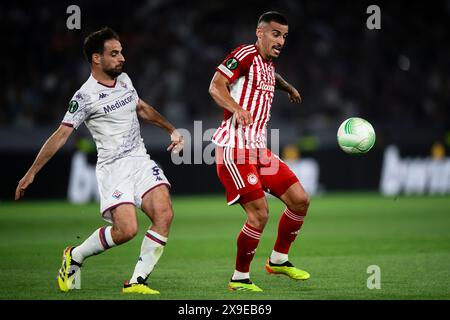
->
[0,193,449,300]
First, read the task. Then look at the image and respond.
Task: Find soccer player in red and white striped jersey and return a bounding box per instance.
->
[209,12,311,292]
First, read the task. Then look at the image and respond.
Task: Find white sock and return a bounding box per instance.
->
[129,230,167,283]
[72,226,116,263]
[232,270,250,281]
[270,250,288,264]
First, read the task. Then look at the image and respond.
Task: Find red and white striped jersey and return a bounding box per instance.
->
[212,44,276,149]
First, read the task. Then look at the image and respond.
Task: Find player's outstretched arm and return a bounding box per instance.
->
[275,73,302,103]
[15,124,74,200]
[136,99,184,153]
[208,72,252,126]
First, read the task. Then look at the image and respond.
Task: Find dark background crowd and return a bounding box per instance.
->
[1,0,449,151]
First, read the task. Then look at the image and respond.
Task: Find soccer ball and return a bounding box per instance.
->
[337,117,376,154]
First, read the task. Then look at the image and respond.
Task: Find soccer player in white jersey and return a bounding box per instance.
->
[15,27,184,294]
[209,12,311,291]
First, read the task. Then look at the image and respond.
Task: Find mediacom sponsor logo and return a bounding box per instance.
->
[103,95,133,114]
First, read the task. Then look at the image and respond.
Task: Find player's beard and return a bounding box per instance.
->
[104,64,123,79]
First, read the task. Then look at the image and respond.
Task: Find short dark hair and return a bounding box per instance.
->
[83,27,120,63]
[257,11,288,26]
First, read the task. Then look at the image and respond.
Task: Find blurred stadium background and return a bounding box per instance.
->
[0,0,449,300]
[1,0,450,198]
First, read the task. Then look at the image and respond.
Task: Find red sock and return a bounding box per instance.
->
[274,207,307,254]
[235,223,262,273]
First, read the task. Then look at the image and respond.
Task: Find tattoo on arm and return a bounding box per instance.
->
[275,73,293,93]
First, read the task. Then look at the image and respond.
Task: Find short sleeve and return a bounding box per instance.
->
[216,45,256,84]
[61,91,92,129]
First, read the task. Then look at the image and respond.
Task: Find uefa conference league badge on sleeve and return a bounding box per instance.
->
[68,100,79,113]
[225,57,238,71]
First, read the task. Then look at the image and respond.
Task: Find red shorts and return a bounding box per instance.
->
[216,147,299,205]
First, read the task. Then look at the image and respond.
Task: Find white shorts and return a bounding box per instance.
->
[96,155,171,223]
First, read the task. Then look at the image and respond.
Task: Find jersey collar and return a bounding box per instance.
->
[97,79,117,88]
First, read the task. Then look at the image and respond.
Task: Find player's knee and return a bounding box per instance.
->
[291,192,310,214]
[114,224,138,243]
[125,225,139,240]
[242,195,269,229]
[249,213,268,230]
[302,192,311,208]
[161,204,174,226]
[248,206,269,229]
[154,203,174,228]
[122,230,138,242]
[258,210,269,226]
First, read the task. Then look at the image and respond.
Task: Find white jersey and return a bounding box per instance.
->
[62,73,147,165]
